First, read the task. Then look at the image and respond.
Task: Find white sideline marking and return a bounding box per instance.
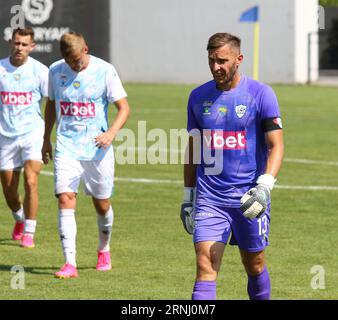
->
[115,177,180,184]
[284,158,338,167]
[274,185,338,191]
[40,171,338,191]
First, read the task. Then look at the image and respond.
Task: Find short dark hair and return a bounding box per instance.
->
[207,32,241,51]
[12,27,34,41]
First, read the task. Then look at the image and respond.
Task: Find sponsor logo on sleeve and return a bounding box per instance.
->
[202,101,213,115]
[203,106,211,115]
[202,101,213,107]
[60,74,67,86]
[273,117,283,129]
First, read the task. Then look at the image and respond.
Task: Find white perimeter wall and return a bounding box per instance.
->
[294,0,319,83]
[110,0,319,84]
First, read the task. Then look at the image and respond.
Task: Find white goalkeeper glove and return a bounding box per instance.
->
[240,174,276,219]
[180,187,196,235]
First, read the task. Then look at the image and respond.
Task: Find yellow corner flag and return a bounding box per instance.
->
[239,6,260,80]
[253,22,260,80]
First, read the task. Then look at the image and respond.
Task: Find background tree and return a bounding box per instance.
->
[320,0,338,6]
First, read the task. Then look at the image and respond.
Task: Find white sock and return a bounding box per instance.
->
[24,219,37,237]
[97,206,114,252]
[12,207,24,222]
[58,209,77,267]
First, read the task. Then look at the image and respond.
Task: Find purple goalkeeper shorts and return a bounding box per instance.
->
[193,202,271,252]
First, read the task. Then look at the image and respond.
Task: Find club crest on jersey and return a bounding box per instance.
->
[73,81,81,89]
[235,104,247,118]
[13,74,21,81]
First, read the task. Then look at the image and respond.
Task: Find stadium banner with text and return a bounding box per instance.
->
[0,0,110,67]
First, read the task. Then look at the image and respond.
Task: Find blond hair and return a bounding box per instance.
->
[60,31,86,58]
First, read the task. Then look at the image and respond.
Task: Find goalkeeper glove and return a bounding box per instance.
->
[240,174,276,219]
[180,187,196,235]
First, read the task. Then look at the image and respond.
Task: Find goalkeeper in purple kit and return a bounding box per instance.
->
[181,33,284,300]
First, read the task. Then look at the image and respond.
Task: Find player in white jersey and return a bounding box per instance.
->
[42,31,130,278]
[0,27,48,248]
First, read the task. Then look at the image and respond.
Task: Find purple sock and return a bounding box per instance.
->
[247,267,271,300]
[192,281,216,300]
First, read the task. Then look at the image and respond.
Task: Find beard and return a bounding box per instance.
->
[213,62,238,89]
[10,51,28,66]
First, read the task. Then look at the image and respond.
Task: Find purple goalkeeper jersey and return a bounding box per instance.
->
[187,75,281,207]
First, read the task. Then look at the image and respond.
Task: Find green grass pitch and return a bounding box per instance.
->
[0,83,338,299]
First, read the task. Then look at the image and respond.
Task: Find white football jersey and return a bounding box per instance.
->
[49,55,127,160]
[0,56,48,137]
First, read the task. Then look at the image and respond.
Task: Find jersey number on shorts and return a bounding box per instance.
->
[257,216,268,236]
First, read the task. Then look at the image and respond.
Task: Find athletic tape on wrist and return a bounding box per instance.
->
[256,174,276,192]
[183,187,196,202]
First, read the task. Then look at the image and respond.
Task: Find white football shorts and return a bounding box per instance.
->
[0,126,44,171]
[54,148,115,199]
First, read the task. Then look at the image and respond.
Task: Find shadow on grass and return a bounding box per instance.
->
[0,239,20,247]
[0,264,56,275]
[0,264,97,276]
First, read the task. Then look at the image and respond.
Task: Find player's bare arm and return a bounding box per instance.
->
[181,136,198,234]
[184,136,197,187]
[264,129,284,178]
[41,98,56,164]
[94,97,130,149]
[240,128,284,219]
